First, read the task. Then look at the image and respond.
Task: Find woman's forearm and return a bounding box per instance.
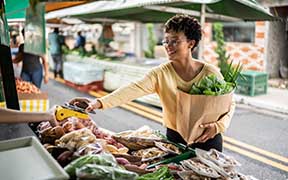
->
[99,71,157,109]
[0,108,53,124]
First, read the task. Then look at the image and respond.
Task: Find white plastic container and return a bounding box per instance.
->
[0,136,69,180]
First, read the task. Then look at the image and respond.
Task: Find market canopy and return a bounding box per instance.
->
[5,0,93,21]
[47,0,276,23]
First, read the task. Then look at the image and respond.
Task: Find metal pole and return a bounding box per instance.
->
[0,45,20,110]
[198,3,206,60]
[134,22,143,58]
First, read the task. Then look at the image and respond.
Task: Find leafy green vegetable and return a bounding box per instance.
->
[64,153,117,177]
[76,164,138,180]
[137,166,173,180]
[222,60,244,86]
[189,74,234,95]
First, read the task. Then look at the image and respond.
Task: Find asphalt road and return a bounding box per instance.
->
[42,80,288,180]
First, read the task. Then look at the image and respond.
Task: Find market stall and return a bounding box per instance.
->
[0,1,273,180]
[21,114,256,180]
[63,54,162,107]
[0,79,49,112]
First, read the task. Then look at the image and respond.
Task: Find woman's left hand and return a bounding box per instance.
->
[194,122,217,143]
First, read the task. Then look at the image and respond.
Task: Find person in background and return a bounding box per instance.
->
[13,29,49,89]
[74,31,86,53]
[0,107,58,127]
[10,30,22,78]
[48,28,64,78]
[69,15,235,152]
[10,31,20,49]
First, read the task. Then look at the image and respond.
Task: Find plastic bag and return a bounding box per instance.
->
[56,128,97,151]
[197,148,241,168]
[180,158,220,178]
[131,147,168,162]
[76,143,103,156]
[113,126,163,150]
[64,153,117,177]
[196,148,239,178]
[154,141,181,155]
[177,170,211,180]
[76,164,138,180]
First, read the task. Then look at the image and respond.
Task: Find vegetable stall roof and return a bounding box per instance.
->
[46,0,276,23]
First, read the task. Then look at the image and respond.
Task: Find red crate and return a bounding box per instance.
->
[64,80,103,93]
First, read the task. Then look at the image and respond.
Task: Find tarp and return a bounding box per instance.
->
[4,0,87,21]
[24,2,46,55]
[5,0,29,20]
[46,0,276,23]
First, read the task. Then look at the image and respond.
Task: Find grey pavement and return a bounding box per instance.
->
[235,87,288,115]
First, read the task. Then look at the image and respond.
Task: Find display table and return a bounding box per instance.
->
[0,123,34,141]
[64,54,162,107]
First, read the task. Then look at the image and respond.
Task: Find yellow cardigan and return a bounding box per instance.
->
[99,61,235,134]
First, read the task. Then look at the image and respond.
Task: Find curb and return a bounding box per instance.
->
[234,95,288,115]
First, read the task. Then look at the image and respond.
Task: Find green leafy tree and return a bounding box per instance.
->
[213,23,243,85]
[213,23,229,75]
[144,23,157,58]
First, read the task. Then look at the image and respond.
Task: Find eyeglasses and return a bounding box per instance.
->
[161,39,186,47]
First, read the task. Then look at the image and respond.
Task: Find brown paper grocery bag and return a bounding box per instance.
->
[176,89,233,145]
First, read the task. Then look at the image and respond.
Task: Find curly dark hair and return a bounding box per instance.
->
[164,14,202,50]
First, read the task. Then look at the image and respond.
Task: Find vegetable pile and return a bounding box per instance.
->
[16,79,41,94]
[189,61,243,96]
[64,154,138,180]
[137,166,173,180]
[189,74,234,95]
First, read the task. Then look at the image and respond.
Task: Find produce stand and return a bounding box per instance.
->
[0,1,261,179]
[28,118,255,180]
[64,54,162,107]
[0,79,49,112]
[0,88,259,178]
[0,92,49,112]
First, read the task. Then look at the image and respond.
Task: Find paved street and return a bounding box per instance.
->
[43,80,288,180]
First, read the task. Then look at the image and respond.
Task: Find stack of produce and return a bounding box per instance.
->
[37,117,128,167]
[110,126,184,175]
[189,61,243,96]
[189,74,234,95]
[64,153,138,180]
[16,79,41,94]
[37,116,256,180]
[112,126,163,150]
[164,148,258,180]
[137,166,174,180]
[37,120,182,178]
[63,61,104,85]
[5,79,49,112]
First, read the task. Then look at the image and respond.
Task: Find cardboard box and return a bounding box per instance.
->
[17,92,48,100]
[0,92,49,112]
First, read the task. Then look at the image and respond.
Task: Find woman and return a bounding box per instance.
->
[13,29,49,88]
[70,15,235,152]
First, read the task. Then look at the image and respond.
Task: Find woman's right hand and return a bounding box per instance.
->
[69,97,102,112]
